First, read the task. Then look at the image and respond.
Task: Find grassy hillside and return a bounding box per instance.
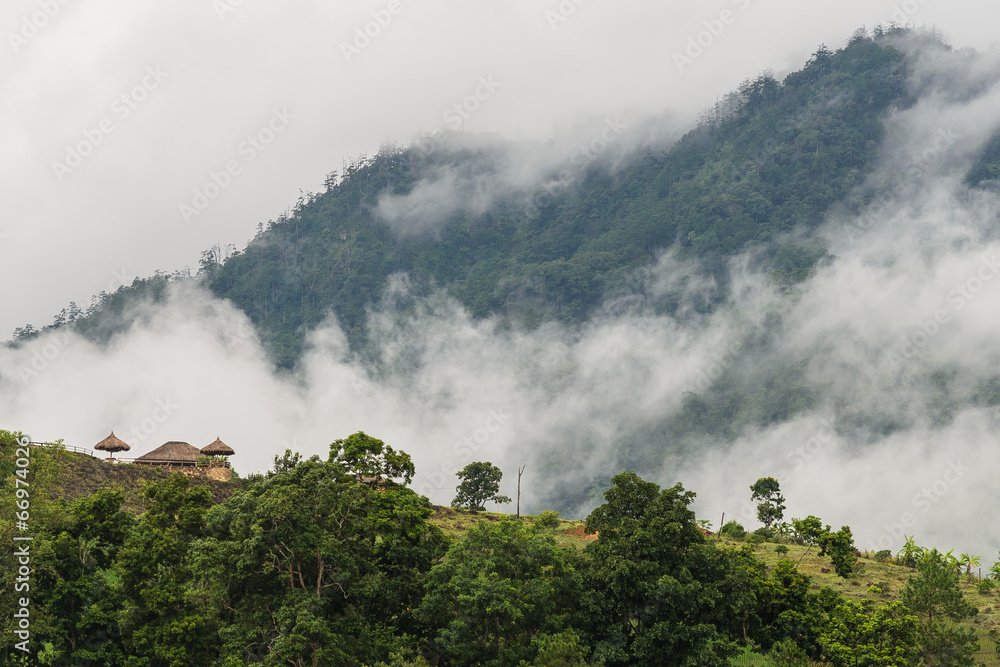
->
[40,447,240,513]
[430,510,1000,665]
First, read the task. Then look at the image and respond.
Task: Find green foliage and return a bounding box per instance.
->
[198,448,446,666]
[965,129,1000,187]
[791,516,824,545]
[329,431,416,485]
[753,526,776,541]
[874,549,892,563]
[452,461,511,512]
[900,549,980,666]
[519,629,590,667]
[750,477,786,529]
[816,526,857,579]
[898,535,925,568]
[535,510,562,530]
[36,36,911,377]
[768,638,808,667]
[775,545,789,556]
[820,600,918,666]
[720,520,747,538]
[581,473,739,666]
[418,517,581,667]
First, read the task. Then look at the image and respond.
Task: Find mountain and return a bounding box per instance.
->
[10,27,1000,520]
[25,28,910,364]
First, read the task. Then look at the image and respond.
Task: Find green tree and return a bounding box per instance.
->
[452,461,511,512]
[820,600,918,666]
[115,473,217,667]
[580,473,740,666]
[419,517,581,667]
[900,549,979,666]
[196,444,445,667]
[329,431,416,485]
[750,477,786,529]
[817,526,858,579]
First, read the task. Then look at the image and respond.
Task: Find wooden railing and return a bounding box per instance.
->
[25,441,231,468]
[28,441,96,458]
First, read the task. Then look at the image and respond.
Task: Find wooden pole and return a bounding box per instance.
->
[717,512,724,541]
[517,465,525,518]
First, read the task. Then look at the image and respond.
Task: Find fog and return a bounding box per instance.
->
[5,24,1000,562]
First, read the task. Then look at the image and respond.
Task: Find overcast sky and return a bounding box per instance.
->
[0,0,993,337]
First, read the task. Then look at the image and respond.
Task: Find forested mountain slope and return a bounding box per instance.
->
[197,33,908,367]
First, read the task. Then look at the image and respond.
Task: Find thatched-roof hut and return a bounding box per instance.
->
[134,441,203,466]
[201,437,234,457]
[95,431,131,461]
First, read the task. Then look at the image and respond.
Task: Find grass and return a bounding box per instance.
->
[427,505,593,550]
[733,538,1000,664]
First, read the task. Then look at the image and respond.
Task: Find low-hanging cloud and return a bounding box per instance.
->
[5,32,1000,564]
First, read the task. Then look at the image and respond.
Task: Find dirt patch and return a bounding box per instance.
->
[563,525,598,539]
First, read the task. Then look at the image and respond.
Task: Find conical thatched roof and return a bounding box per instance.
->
[201,437,234,456]
[95,431,131,453]
[135,441,203,462]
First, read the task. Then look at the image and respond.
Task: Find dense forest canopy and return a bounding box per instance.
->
[1,429,993,666]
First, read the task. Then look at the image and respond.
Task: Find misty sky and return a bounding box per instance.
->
[1,0,993,336]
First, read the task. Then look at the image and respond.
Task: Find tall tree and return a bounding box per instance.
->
[750,477,786,529]
[452,462,511,512]
[580,473,740,666]
[900,549,979,666]
[418,517,581,666]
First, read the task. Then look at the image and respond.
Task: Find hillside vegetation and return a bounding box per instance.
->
[3,427,998,666]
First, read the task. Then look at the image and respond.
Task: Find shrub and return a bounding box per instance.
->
[978,579,996,595]
[775,545,789,556]
[874,549,892,562]
[720,520,746,538]
[535,510,561,530]
[769,638,808,667]
[754,526,775,541]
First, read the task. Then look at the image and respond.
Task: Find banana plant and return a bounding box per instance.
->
[944,549,961,574]
[961,553,980,576]
[989,557,1000,581]
[898,535,923,567]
